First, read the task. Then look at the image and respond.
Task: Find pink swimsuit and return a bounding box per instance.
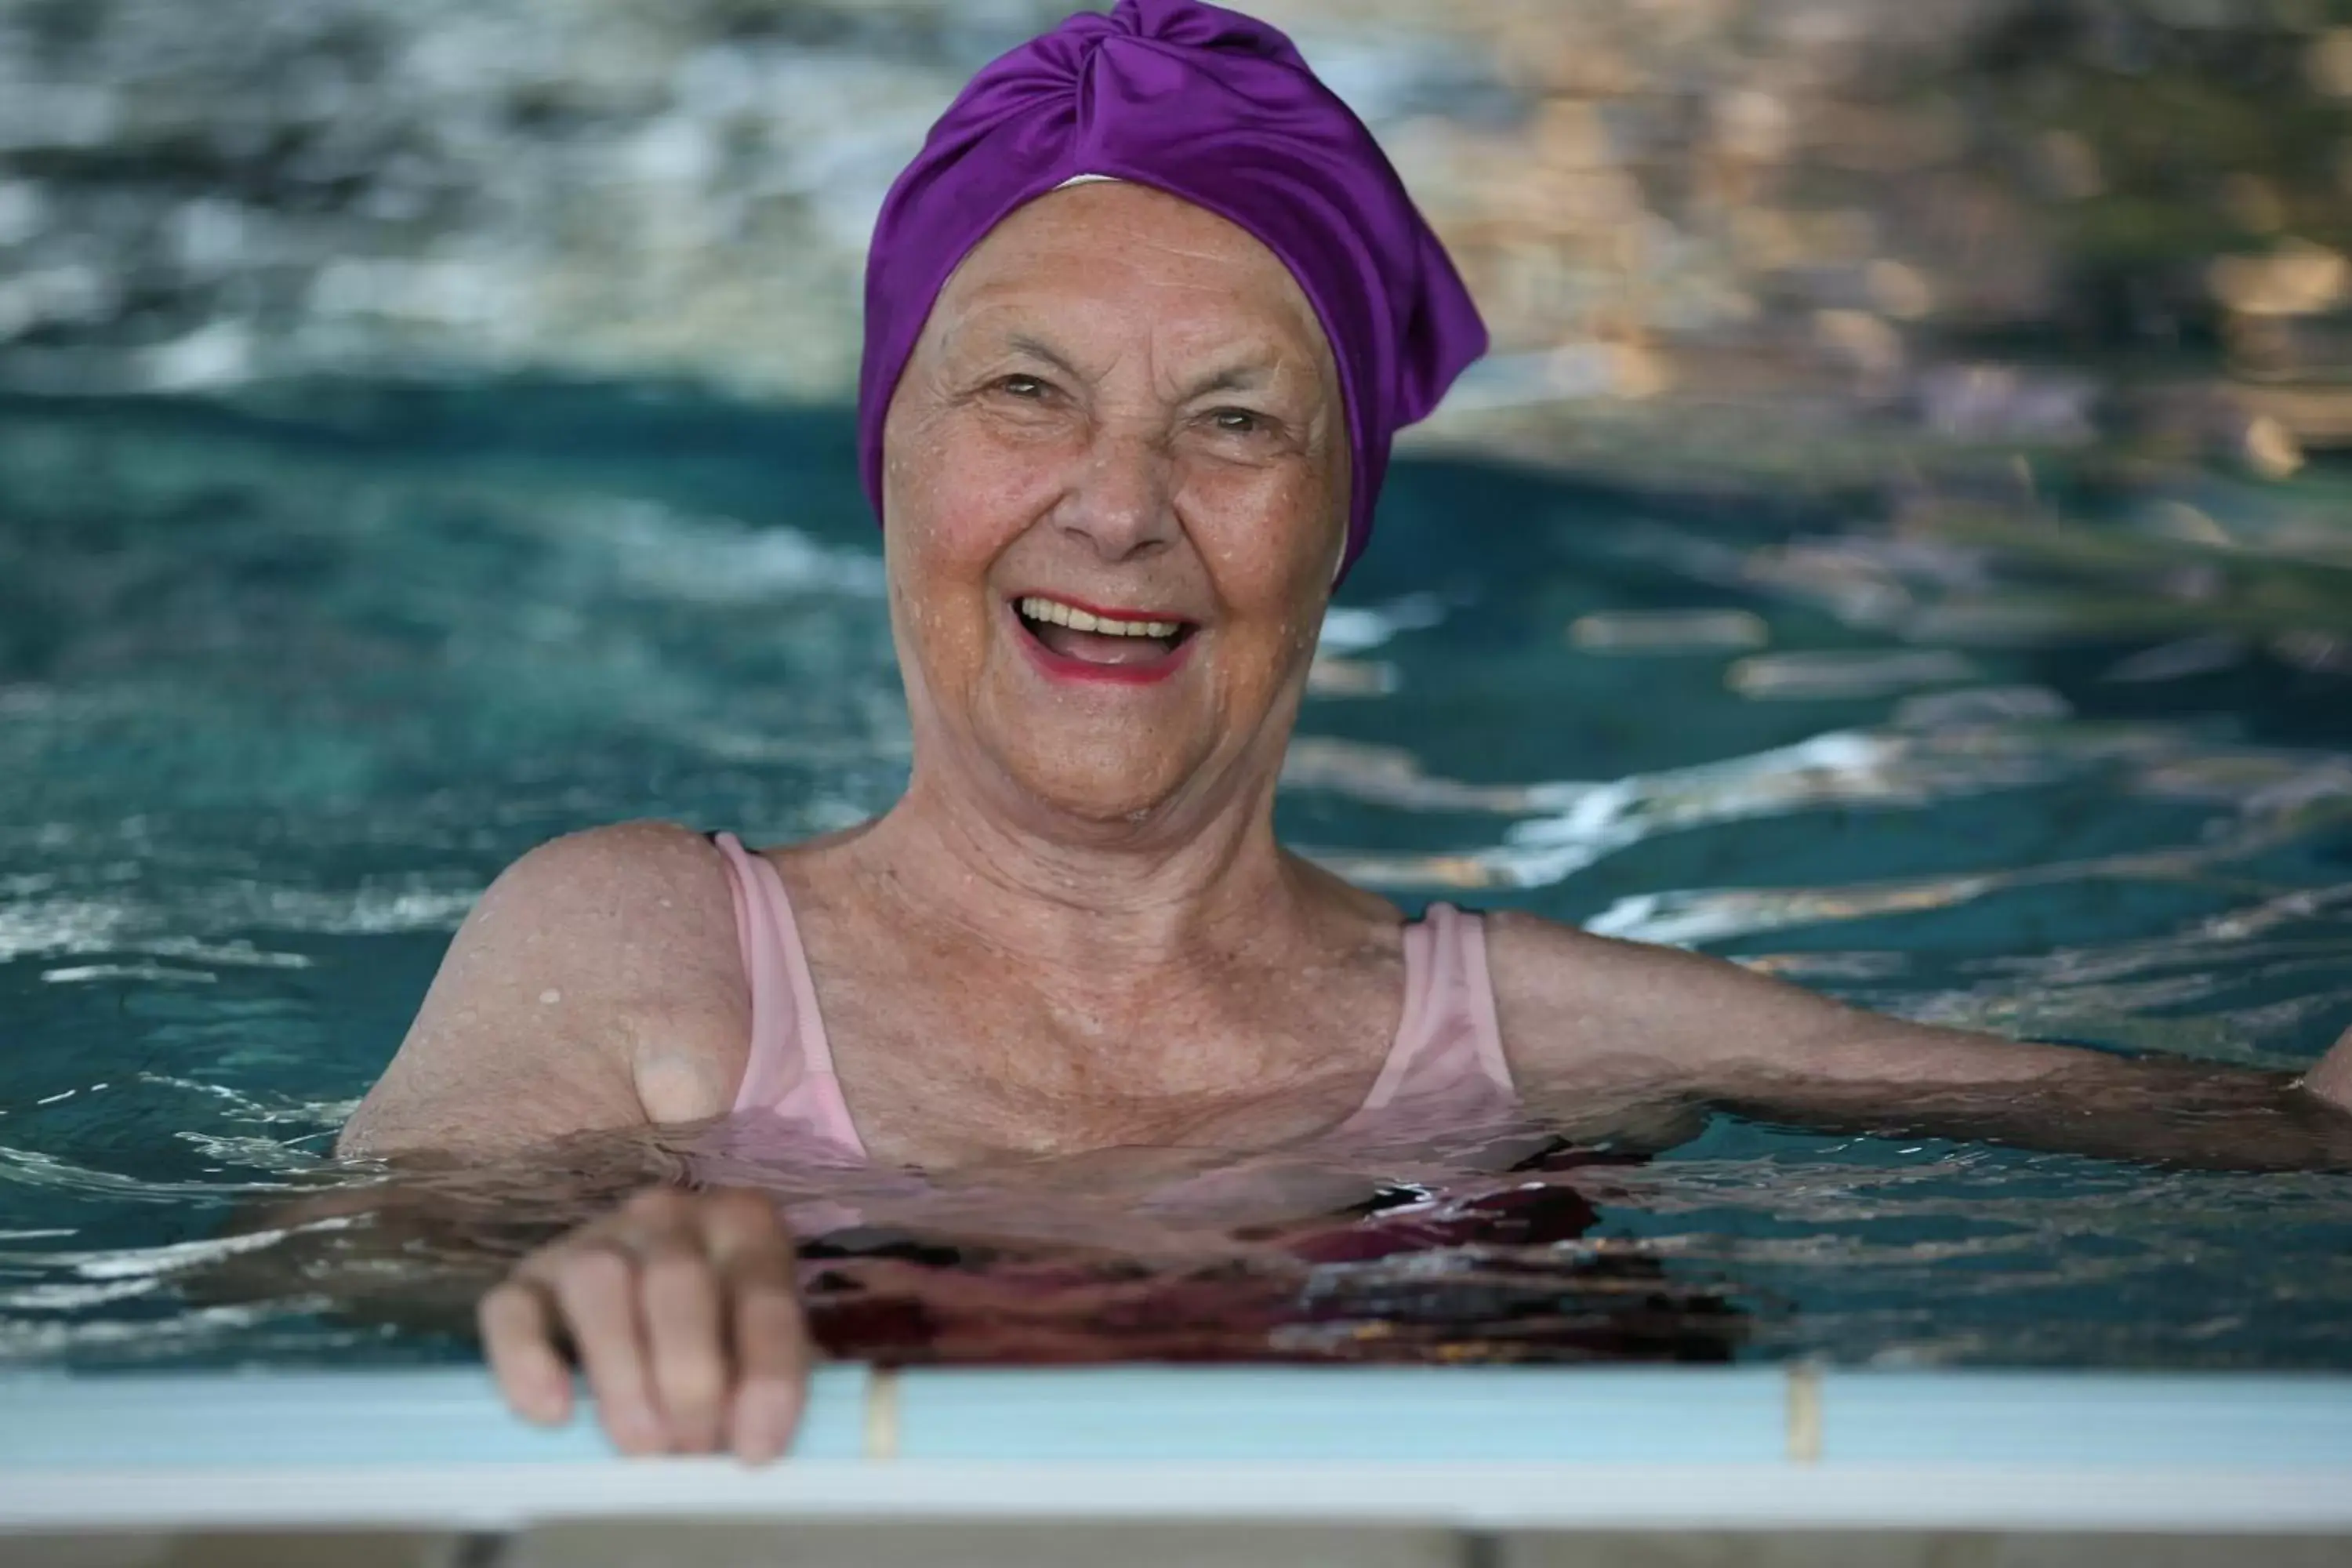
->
[710,832,1517,1159]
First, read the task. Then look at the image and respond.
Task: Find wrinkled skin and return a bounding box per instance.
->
[323,183,2352,1463]
[877,179,1347,836]
[458,183,1390,1459]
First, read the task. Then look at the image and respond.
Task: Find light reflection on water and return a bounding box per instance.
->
[1,383,2350,1370]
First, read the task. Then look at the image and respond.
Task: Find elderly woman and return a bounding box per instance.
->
[342,0,2352,1463]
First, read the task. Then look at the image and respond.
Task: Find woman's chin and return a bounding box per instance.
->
[987,743,1210,831]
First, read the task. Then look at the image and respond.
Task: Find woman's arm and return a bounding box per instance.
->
[339,820,746,1158]
[1488,912,2352,1171]
[219,822,815,1461]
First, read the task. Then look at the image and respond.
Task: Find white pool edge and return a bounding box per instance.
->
[9,1461,2352,1534]
[4,1365,2348,1533]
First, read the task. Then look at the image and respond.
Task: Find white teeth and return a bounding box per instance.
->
[1017,597,1183,638]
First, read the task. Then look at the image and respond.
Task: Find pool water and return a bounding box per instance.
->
[3,380,2350,1372]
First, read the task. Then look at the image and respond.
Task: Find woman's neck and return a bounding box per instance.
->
[794,753,1403,1137]
[844,764,1327,983]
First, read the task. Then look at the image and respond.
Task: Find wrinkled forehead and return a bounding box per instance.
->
[916,179,1338,379]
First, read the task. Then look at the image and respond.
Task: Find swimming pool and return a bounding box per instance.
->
[2,379,2350,1523]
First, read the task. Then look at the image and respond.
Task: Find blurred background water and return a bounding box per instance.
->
[2,1,2351,1371]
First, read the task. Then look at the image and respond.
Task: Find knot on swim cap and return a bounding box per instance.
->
[858,0,1489,583]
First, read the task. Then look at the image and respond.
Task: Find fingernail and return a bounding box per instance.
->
[612,1406,666,1454]
[527,1372,573,1424]
[735,1384,799,1463]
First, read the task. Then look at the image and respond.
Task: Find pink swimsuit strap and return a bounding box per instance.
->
[713,833,864,1162]
[710,832,1515,1163]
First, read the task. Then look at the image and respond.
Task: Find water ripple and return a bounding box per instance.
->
[4,388,2351,1367]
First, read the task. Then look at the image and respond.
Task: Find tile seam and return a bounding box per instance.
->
[1786,1363,1824,1465]
[864,1365,901,1461]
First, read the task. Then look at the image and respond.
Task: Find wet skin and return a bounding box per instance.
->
[327,183,2352,1462]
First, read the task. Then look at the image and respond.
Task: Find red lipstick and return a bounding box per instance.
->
[1006,594,1198,687]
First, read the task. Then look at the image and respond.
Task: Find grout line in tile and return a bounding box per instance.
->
[1461,1529,1505,1568]
[452,1530,511,1568]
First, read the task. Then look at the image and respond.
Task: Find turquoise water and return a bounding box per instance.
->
[3,382,2351,1370]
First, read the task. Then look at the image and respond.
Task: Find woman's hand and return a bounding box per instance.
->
[479,1185,811,1462]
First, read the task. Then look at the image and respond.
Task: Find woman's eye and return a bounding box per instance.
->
[1210,408,1265,434]
[999,375,1047,398]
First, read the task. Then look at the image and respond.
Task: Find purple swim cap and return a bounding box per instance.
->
[858,0,1489,582]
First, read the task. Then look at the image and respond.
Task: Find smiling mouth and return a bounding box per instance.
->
[1013,594,1198,672]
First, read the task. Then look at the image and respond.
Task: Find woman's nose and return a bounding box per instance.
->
[1058,428,1176,561]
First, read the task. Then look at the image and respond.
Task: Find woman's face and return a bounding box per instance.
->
[880,181,1348,832]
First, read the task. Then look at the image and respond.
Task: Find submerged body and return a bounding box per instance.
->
[332,1,2352,1464]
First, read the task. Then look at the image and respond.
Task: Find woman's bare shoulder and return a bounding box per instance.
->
[489,818,735,916]
[339,820,750,1158]
[444,821,747,991]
